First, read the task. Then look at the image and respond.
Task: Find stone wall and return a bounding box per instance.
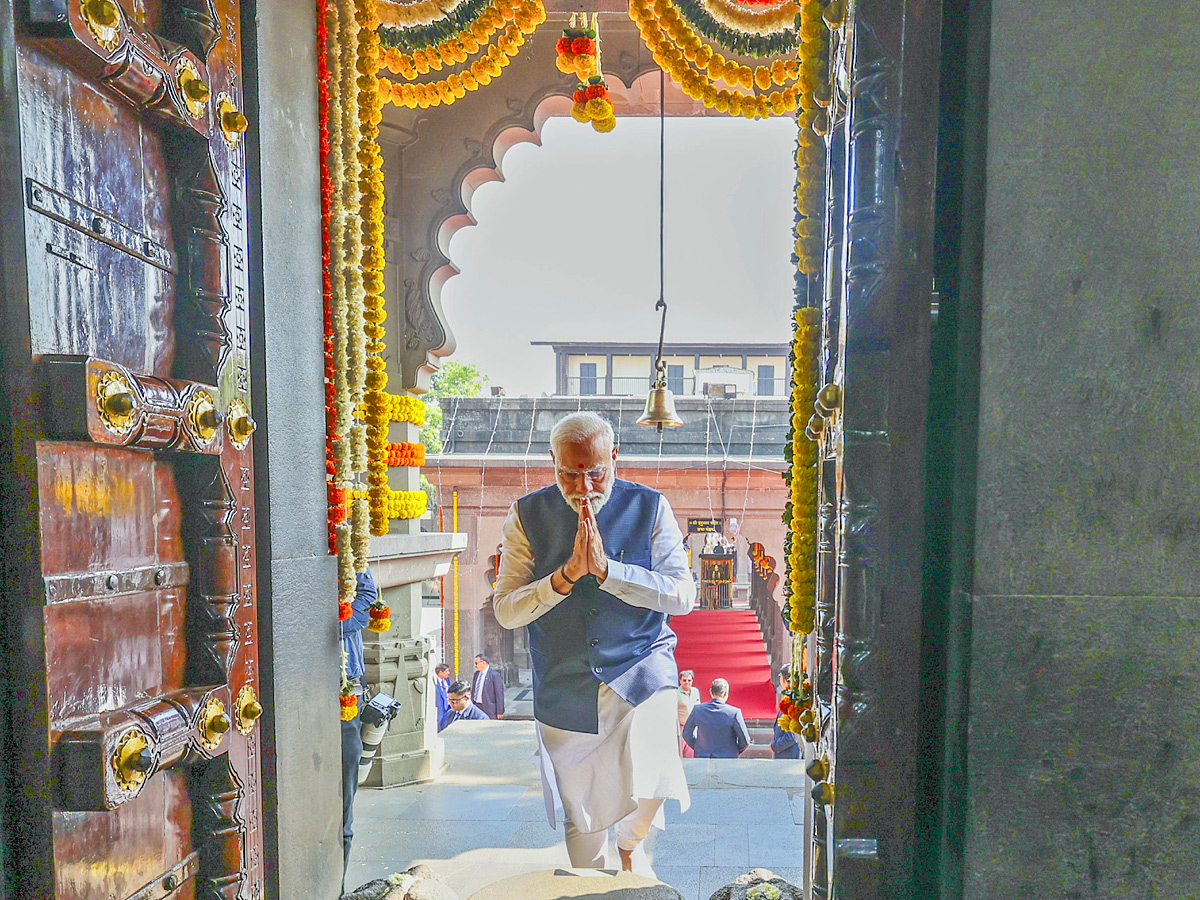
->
[953,2,1200,895]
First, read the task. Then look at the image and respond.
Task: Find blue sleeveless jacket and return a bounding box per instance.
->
[517,479,680,733]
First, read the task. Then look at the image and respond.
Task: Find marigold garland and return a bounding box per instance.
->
[351,488,429,519]
[387,441,427,467]
[379,0,525,61]
[689,0,801,42]
[570,77,616,133]
[374,391,425,424]
[367,601,392,632]
[377,0,471,29]
[381,0,546,109]
[791,0,827,274]
[783,306,819,634]
[630,0,799,118]
[555,13,597,80]
[340,683,360,720]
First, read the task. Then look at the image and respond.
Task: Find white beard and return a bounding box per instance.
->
[559,480,614,515]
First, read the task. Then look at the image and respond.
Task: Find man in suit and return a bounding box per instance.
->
[683,678,752,759]
[471,654,505,719]
[434,663,452,732]
[443,680,491,726]
[770,665,800,759]
[493,411,695,876]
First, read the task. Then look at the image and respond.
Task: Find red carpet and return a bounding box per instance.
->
[670,610,778,720]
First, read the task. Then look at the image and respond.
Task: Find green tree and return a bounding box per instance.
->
[421,359,490,455]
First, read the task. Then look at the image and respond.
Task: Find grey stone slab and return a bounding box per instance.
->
[652,866,702,900]
[683,759,710,786]
[706,759,807,789]
[645,824,718,867]
[698,868,804,900]
[743,824,805,869]
[346,819,523,886]
[466,869,681,900]
[669,790,794,825]
[964,594,1200,898]
[395,784,529,821]
[354,785,424,821]
[504,821,567,853]
[506,794,555,822]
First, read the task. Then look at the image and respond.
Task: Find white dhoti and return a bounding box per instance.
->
[537,684,690,861]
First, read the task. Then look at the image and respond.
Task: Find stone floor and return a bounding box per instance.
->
[346,719,810,900]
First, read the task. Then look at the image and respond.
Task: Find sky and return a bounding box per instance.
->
[440,114,800,397]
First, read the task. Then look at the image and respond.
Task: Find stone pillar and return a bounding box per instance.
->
[362,531,466,786]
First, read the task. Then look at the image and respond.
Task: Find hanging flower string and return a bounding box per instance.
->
[783,306,819,634]
[556,12,597,80]
[367,601,392,632]
[379,0,546,109]
[630,0,801,119]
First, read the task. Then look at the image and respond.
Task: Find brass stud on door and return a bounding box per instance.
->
[226,398,255,449]
[198,698,231,750]
[96,371,138,435]
[111,729,154,792]
[83,0,121,49]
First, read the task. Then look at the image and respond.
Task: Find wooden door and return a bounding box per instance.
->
[0,0,263,897]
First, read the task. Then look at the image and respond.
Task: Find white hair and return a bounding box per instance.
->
[711,678,730,699]
[550,411,614,454]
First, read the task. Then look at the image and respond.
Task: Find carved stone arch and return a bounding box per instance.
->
[380,13,730,392]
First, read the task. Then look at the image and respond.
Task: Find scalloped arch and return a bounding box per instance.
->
[417,67,719,372]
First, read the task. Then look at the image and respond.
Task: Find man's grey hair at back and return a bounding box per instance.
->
[550,411,615,454]
[711,678,730,699]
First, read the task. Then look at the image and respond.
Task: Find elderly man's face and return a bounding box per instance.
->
[553,435,618,513]
[680,673,693,690]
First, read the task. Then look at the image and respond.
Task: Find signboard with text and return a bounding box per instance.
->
[688,517,723,534]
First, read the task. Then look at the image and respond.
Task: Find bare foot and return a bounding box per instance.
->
[618,847,634,872]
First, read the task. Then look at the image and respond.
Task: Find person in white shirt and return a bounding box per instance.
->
[676,669,701,757]
[493,411,696,875]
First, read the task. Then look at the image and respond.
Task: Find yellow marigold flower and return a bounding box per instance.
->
[462,35,479,53]
[754,66,770,91]
[738,66,754,91]
[462,70,479,90]
[714,91,730,113]
[728,94,742,116]
[584,97,609,119]
[702,84,717,105]
[571,101,589,122]
[801,19,824,41]
[592,115,617,133]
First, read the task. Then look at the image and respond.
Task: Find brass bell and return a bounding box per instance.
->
[636,362,683,434]
[806,757,829,782]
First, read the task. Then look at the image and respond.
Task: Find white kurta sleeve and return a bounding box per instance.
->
[601,495,696,616]
[492,502,568,629]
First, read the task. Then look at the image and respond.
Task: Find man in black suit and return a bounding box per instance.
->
[682,678,751,759]
[472,653,505,719]
[444,680,491,726]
